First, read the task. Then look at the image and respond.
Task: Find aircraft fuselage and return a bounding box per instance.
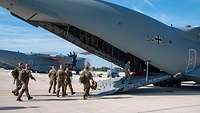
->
[1,0,200,79]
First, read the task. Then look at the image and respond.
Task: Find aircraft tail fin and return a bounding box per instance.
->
[188,27,200,37]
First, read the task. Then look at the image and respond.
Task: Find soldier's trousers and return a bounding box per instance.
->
[49,78,56,93]
[57,81,65,97]
[83,83,90,97]
[13,79,22,94]
[17,81,31,99]
[65,83,74,95]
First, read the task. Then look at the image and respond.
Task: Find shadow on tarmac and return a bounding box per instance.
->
[27,85,200,102]
[31,95,132,102]
[119,85,200,96]
[0,106,39,110]
[31,92,84,97]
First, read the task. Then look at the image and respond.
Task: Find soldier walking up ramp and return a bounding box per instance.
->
[92,73,171,95]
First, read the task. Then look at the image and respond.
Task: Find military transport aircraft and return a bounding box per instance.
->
[0,50,85,73]
[0,0,200,95]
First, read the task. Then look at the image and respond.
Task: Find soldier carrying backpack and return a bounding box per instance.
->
[17,64,36,101]
[79,63,97,100]
[11,63,23,96]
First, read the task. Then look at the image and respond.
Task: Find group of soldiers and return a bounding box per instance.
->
[48,64,75,97]
[11,62,97,101]
[48,63,96,100]
[11,63,36,101]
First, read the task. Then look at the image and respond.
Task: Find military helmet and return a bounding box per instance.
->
[84,61,91,70]
[18,62,23,67]
[51,66,55,69]
[25,64,31,69]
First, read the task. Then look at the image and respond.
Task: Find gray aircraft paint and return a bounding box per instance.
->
[0,0,200,76]
[0,50,85,73]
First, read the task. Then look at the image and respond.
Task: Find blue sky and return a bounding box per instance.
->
[0,0,200,67]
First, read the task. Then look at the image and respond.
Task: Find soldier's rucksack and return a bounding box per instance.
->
[19,69,27,82]
[90,80,97,90]
[79,75,85,83]
[79,71,86,84]
[48,69,56,78]
[11,68,19,80]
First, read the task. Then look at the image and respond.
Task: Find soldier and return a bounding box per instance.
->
[17,64,36,101]
[124,60,135,77]
[79,64,94,100]
[48,66,57,94]
[56,64,66,97]
[64,65,75,95]
[11,63,23,96]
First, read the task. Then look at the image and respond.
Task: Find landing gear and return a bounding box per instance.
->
[153,80,181,87]
[153,82,159,87]
[76,71,79,75]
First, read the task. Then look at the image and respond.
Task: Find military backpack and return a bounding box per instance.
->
[11,68,19,80]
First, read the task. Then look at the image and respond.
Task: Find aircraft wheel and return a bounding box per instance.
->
[76,71,79,75]
[153,82,159,87]
[168,80,181,87]
[168,81,174,87]
[158,81,166,87]
[175,81,181,87]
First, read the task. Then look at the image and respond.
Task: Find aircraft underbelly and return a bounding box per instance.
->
[1,0,200,75]
[23,0,200,74]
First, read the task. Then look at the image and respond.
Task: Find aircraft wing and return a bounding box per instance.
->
[0,0,63,24]
[0,60,16,69]
[188,27,200,38]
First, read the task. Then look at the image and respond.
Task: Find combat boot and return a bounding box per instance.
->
[12,91,18,96]
[56,91,60,97]
[70,87,75,95]
[17,89,25,101]
[71,92,76,95]
[83,95,87,100]
[16,98,22,102]
[62,92,66,97]
[28,96,33,100]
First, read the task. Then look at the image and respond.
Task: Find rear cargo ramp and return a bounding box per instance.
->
[92,73,171,95]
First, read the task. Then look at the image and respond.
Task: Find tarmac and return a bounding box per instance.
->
[0,68,200,113]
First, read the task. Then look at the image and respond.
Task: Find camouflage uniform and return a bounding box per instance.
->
[56,69,66,97]
[80,69,93,100]
[12,66,23,96]
[17,68,36,101]
[48,68,57,93]
[64,69,75,95]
